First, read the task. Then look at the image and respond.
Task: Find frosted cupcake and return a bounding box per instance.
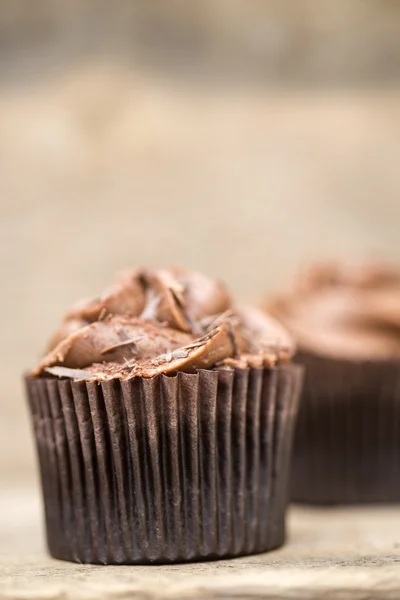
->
[26,267,302,563]
[268,261,400,504]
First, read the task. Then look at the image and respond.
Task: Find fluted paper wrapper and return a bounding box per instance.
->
[26,365,302,564]
[292,352,400,504]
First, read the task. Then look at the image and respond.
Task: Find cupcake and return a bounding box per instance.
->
[268,261,400,504]
[26,267,302,564]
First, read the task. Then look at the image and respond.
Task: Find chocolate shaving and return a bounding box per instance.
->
[171,349,189,359]
[169,286,185,309]
[98,307,109,322]
[169,286,199,333]
[200,309,236,332]
[100,336,144,355]
[140,290,160,320]
[226,320,239,357]
[45,366,92,380]
[182,340,209,350]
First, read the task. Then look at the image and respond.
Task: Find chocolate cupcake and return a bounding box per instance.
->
[268,261,400,504]
[26,268,302,564]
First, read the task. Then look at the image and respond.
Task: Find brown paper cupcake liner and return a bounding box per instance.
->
[291,352,400,504]
[26,365,302,564]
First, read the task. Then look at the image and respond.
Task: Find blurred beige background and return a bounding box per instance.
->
[1,1,400,483]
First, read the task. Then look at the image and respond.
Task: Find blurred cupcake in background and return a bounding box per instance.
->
[26,267,302,564]
[267,260,400,504]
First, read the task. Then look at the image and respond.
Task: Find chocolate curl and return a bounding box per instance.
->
[34,316,192,375]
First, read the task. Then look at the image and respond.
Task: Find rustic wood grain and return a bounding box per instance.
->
[1,485,399,599]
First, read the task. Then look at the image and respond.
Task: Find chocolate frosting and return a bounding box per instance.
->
[35,268,294,380]
[268,261,400,359]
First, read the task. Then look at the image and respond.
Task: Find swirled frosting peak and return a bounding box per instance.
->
[268,261,400,359]
[34,267,294,380]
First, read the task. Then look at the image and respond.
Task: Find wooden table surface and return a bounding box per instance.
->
[1,484,399,599]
